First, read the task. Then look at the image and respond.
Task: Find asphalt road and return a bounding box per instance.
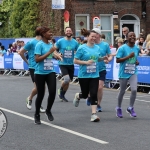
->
[0,75,150,150]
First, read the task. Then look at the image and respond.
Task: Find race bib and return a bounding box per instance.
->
[87,63,96,73]
[64,50,72,58]
[124,63,135,74]
[44,58,54,70]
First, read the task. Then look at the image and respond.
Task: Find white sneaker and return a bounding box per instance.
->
[40,106,46,113]
[26,97,32,110]
[90,114,100,122]
[73,93,80,107]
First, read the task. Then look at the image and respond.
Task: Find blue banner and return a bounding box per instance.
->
[4,54,13,69]
[106,59,113,80]
[137,56,150,83]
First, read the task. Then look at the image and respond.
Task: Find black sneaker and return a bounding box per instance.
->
[62,96,69,102]
[34,114,41,125]
[45,111,54,121]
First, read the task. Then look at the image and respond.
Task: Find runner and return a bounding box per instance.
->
[73,30,108,122]
[34,27,62,124]
[115,31,139,118]
[19,27,45,113]
[86,28,113,112]
[55,27,79,102]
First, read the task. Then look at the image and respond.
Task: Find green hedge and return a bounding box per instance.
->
[0,0,40,38]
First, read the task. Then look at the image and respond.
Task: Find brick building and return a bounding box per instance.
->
[42,0,149,45]
[62,0,149,45]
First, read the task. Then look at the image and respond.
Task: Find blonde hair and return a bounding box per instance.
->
[118,38,123,43]
[146,34,150,42]
[146,41,150,49]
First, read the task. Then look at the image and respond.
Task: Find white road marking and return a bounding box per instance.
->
[0,107,109,144]
[124,98,150,103]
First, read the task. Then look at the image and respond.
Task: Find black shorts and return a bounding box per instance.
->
[99,70,106,81]
[59,65,74,80]
[29,68,35,83]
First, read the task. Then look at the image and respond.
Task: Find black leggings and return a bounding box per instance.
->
[78,78,99,105]
[34,72,56,115]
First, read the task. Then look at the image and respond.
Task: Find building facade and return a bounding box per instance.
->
[41,0,149,45]
[64,0,149,45]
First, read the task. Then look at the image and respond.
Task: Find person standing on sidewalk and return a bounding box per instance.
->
[55,27,79,102]
[73,30,108,122]
[115,32,140,118]
[19,27,45,113]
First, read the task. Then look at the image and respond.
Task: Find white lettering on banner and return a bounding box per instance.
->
[52,0,65,9]
[137,66,150,71]
[106,64,111,69]
[106,64,111,72]
[5,58,12,61]
[138,71,149,74]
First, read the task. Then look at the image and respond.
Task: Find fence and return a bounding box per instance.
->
[0,53,150,90]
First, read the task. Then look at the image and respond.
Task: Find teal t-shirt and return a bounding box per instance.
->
[34,41,55,75]
[0,50,6,55]
[74,44,101,78]
[24,38,40,69]
[55,38,78,65]
[116,44,140,79]
[96,41,111,72]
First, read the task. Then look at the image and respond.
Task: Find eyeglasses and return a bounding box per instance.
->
[123,30,127,32]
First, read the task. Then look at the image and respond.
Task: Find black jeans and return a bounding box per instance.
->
[78,78,99,105]
[34,72,56,115]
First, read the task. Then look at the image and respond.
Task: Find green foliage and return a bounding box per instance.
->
[0,0,40,38]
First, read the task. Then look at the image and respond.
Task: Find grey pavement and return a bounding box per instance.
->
[0,75,150,150]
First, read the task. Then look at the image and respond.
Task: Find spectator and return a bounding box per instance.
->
[0,46,6,56]
[101,34,105,41]
[10,42,17,53]
[122,27,129,44]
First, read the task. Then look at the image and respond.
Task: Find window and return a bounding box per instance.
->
[75,14,89,37]
[100,15,113,45]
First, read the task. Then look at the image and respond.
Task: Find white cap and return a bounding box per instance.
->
[92,28,101,35]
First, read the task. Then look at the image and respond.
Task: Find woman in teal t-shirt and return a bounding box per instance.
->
[73,30,108,122]
[34,27,62,125]
[116,32,140,118]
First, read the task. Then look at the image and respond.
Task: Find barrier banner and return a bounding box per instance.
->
[74,64,79,76]
[53,59,60,74]
[13,53,24,69]
[112,57,119,80]
[137,56,150,83]
[4,54,13,69]
[106,59,113,80]
[0,56,4,69]
[23,61,28,70]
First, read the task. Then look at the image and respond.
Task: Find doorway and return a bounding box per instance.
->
[120,15,140,38]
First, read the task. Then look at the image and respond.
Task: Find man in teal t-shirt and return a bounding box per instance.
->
[55,27,78,102]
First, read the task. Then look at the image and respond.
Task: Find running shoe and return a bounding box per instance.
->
[116,107,123,118]
[34,114,41,125]
[86,97,91,106]
[40,106,46,113]
[45,111,54,121]
[97,105,102,112]
[73,93,80,107]
[26,97,32,110]
[90,114,100,122]
[62,96,69,102]
[126,107,137,117]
